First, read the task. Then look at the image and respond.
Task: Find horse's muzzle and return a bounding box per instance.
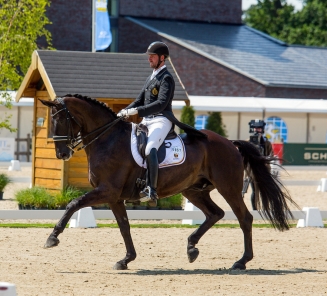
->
[57,151,73,161]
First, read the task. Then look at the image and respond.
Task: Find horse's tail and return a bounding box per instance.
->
[233,140,299,231]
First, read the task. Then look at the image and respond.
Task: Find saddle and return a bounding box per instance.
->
[135,123,177,163]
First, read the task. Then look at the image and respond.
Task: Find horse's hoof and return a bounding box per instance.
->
[43,235,60,249]
[231,262,246,270]
[187,248,199,263]
[113,262,128,270]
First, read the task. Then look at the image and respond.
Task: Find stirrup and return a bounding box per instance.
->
[139,186,152,202]
[139,186,158,202]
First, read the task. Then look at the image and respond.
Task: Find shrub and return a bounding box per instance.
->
[15,187,54,209]
[205,112,228,137]
[15,186,87,209]
[0,173,12,192]
[157,193,183,209]
[180,105,195,133]
[54,186,86,209]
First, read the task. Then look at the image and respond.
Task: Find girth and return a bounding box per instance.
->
[135,123,177,163]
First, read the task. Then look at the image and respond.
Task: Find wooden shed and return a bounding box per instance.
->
[16,50,189,192]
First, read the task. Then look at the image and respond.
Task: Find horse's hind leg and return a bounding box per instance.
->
[221,189,254,270]
[182,188,225,263]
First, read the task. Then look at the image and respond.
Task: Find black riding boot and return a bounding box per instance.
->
[140,148,158,205]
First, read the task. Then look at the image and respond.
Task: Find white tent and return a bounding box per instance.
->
[173,96,327,113]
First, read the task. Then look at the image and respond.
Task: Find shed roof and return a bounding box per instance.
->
[127,17,327,89]
[16,50,189,102]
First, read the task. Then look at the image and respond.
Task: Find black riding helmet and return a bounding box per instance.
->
[146,41,170,69]
[249,119,266,133]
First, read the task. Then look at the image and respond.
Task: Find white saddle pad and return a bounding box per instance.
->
[131,123,186,169]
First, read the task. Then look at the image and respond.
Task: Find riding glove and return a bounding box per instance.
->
[117,108,138,117]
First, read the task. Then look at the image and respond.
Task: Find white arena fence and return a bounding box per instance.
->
[0,209,326,220]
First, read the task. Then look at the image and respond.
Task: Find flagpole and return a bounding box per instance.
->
[92,0,96,52]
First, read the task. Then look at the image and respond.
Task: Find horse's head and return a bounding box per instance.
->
[40,97,81,161]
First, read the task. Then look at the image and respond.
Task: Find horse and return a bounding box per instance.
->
[40,94,298,271]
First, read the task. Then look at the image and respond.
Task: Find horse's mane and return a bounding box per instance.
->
[64,94,118,118]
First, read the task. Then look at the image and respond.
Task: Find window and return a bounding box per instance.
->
[195,115,208,130]
[265,116,288,143]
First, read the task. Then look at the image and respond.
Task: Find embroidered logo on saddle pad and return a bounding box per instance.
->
[131,123,186,169]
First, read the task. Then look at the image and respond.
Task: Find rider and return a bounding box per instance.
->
[247,119,273,210]
[117,41,206,205]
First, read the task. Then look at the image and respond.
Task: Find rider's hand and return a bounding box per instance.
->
[117,109,127,117]
[117,108,138,118]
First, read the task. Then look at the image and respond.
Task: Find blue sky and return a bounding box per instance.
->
[242,0,304,11]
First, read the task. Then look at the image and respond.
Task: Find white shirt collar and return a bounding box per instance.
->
[150,65,166,80]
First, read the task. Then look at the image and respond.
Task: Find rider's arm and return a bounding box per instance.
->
[126,88,145,109]
[137,75,174,117]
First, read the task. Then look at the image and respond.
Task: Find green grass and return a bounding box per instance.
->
[0,223,322,229]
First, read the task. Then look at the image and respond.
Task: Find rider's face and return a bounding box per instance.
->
[254,127,263,133]
[148,54,164,69]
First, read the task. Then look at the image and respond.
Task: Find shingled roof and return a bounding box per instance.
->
[16,50,188,101]
[127,17,327,89]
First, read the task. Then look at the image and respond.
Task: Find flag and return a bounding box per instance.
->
[95,0,112,51]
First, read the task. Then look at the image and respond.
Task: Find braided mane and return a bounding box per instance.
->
[64,94,118,118]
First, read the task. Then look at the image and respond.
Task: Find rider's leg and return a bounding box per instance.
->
[139,116,172,202]
[140,148,159,201]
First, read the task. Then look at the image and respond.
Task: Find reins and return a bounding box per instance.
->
[52,97,123,152]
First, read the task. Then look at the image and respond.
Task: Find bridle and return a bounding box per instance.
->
[51,97,123,152]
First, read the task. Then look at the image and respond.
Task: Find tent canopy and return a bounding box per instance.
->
[172,96,327,113]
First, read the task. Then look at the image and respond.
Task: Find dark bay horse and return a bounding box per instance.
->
[40,94,298,271]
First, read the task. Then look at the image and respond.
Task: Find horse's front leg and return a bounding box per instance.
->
[110,201,136,270]
[44,188,108,248]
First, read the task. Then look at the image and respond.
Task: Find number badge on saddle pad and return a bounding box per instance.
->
[151,87,158,95]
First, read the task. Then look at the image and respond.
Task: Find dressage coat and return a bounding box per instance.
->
[127,67,206,138]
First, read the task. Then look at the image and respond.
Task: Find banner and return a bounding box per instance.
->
[0,138,15,161]
[283,143,327,165]
[95,0,112,51]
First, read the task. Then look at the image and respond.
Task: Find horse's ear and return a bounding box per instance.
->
[39,99,56,108]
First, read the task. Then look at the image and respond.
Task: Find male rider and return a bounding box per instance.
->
[117,41,206,205]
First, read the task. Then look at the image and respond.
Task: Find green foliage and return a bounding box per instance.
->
[0,173,12,191]
[180,105,195,133]
[0,0,52,132]
[54,186,87,209]
[15,186,86,209]
[157,193,183,209]
[244,0,327,47]
[205,112,228,137]
[15,186,53,209]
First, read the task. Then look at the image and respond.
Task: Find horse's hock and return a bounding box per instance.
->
[15,50,189,193]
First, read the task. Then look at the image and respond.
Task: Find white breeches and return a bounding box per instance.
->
[141,116,173,156]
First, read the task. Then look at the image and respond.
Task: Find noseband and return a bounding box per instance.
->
[51,97,123,152]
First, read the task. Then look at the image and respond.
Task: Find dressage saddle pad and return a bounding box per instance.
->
[130,123,186,169]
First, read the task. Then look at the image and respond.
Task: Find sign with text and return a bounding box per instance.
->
[0,138,15,161]
[283,143,327,165]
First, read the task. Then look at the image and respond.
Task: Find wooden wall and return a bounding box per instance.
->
[33,91,63,191]
[33,94,136,192]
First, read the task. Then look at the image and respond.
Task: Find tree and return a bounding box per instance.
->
[180,105,195,133]
[0,0,52,132]
[244,0,327,47]
[205,112,228,137]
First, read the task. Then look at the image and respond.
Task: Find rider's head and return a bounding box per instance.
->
[249,119,266,134]
[146,41,170,70]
